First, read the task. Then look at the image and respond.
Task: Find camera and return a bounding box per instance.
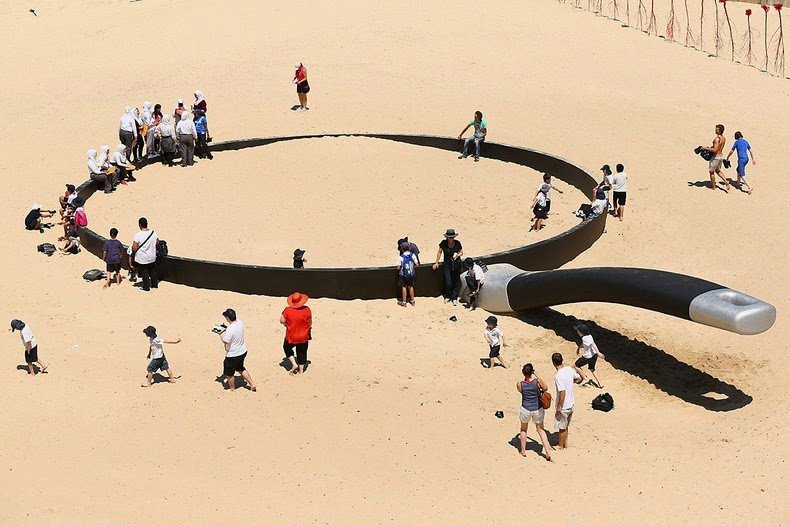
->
[211,323,227,334]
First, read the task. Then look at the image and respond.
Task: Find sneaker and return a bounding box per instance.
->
[458,155,467,159]
[452,299,457,306]
[474,157,479,162]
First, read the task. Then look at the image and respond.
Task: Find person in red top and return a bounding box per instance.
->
[293,63,310,112]
[280,292,312,375]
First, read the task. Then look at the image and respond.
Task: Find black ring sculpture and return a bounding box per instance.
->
[74,133,775,334]
[76,133,607,299]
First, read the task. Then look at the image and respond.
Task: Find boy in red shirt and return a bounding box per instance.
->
[280,292,312,375]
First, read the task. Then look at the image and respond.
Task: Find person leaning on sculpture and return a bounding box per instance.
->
[432,229,464,305]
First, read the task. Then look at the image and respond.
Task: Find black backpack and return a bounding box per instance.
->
[592,392,615,412]
[37,243,56,257]
[156,239,168,259]
[82,269,105,281]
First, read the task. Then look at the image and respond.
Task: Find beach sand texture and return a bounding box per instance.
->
[0,0,788,524]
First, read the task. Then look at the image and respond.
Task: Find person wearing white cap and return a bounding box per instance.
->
[174,99,186,124]
[175,109,197,167]
[87,149,112,193]
[293,63,310,111]
[24,204,54,232]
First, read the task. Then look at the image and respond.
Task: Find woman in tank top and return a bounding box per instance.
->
[516,363,553,461]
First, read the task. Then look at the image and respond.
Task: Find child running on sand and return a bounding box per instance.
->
[141,325,180,387]
[572,323,605,388]
[12,319,47,375]
[484,316,508,369]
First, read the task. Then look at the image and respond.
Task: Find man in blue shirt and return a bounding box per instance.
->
[726,131,756,194]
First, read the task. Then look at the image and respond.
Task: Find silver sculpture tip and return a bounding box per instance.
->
[689,289,776,335]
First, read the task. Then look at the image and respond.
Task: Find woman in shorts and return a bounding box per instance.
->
[294,63,310,111]
[516,363,552,461]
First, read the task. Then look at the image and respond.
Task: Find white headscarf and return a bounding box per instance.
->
[143,101,152,111]
[87,149,97,160]
[194,91,204,104]
[97,145,110,166]
[116,144,126,153]
[124,106,132,114]
[87,149,100,174]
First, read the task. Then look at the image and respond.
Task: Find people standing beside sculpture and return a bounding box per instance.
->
[131,217,158,292]
[119,106,137,161]
[612,163,627,221]
[432,229,464,305]
[156,115,177,167]
[397,242,419,307]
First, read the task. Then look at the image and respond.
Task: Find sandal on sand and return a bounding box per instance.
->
[397,301,406,307]
[408,300,415,306]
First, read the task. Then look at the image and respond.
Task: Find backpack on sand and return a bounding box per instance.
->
[37,243,56,257]
[592,392,615,412]
[82,269,105,281]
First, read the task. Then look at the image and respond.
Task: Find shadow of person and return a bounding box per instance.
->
[507,434,554,458]
[511,308,752,412]
[290,105,302,111]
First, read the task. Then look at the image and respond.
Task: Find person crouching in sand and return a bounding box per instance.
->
[141,325,180,387]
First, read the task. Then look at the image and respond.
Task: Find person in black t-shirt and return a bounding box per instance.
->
[432,229,464,304]
[293,249,306,269]
[24,204,54,233]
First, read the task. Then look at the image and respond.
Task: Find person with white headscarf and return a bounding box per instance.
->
[96,145,117,189]
[174,99,186,124]
[110,143,135,185]
[293,63,309,111]
[141,101,156,158]
[155,114,177,166]
[131,107,144,163]
[119,107,137,161]
[193,91,206,113]
[87,149,112,193]
[175,109,197,167]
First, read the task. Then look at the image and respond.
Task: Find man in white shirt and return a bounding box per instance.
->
[131,217,158,292]
[119,107,137,160]
[217,309,257,392]
[175,110,197,167]
[12,319,47,375]
[553,352,582,449]
[463,257,485,310]
[612,163,628,222]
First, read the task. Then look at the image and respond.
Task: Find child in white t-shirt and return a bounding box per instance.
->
[141,325,181,387]
[572,323,606,388]
[12,319,47,375]
[484,316,508,369]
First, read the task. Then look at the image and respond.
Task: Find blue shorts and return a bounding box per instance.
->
[147,355,169,373]
[737,159,748,177]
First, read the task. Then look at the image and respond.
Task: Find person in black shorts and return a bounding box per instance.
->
[24,204,55,233]
[293,248,306,269]
[103,227,125,288]
[611,164,627,222]
[12,319,47,375]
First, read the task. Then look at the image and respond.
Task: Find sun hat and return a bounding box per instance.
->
[32,203,41,210]
[464,257,474,267]
[444,228,457,238]
[485,316,498,326]
[574,323,590,335]
[287,292,309,308]
[293,248,306,257]
[540,183,552,193]
[143,325,157,337]
[399,241,410,251]
[221,308,237,320]
[11,319,25,332]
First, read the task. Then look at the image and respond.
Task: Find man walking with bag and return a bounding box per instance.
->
[131,217,158,291]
